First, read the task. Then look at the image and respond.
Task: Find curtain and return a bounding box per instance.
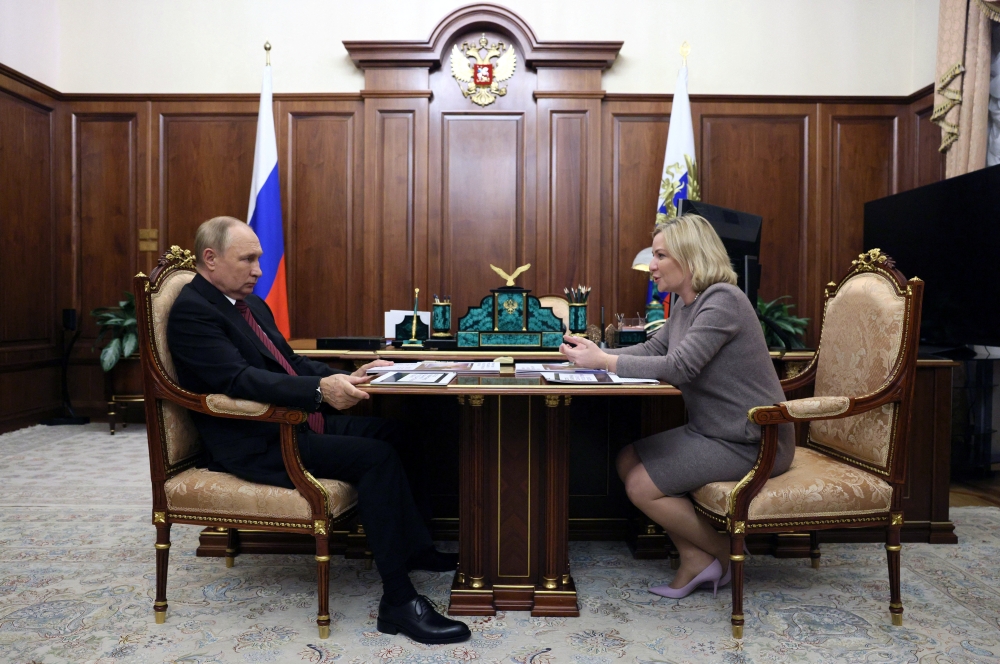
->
[932,0,1000,177]
[988,19,1000,166]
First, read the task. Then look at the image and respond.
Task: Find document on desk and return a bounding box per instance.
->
[370,371,456,386]
[608,374,660,385]
[541,372,659,385]
[541,372,604,384]
[517,362,575,373]
[366,362,499,374]
[414,361,500,373]
[367,363,420,373]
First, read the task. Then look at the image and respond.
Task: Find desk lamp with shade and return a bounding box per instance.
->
[632,247,668,332]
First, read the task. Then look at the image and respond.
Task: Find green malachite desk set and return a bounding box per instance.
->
[455,264,568,349]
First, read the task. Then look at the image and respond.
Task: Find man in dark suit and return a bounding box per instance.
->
[167,216,469,644]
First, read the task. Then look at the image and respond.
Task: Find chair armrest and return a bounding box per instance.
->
[204,394,275,417]
[779,396,851,419]
[748,391,904,426]
[145,369,307,426]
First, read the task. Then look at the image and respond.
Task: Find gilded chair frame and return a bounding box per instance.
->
[135,247,354,639]
[693,249,923,638]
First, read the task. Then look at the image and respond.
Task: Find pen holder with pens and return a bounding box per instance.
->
[432,302,452,337]
[568,303,588,337]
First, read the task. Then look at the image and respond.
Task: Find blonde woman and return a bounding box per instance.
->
[560,213,794,598]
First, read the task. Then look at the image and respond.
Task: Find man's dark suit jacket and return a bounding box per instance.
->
[167,272,348,486]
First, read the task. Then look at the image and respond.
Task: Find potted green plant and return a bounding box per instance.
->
[91,292,138,371]
[756,295,809,350]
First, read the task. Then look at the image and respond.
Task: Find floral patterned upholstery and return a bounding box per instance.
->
[809,272,905,470]
[780,396,850,419]
[149,270,200,467]
[691,446,892,521]
[205,394,270,417]
[164,467,358,520]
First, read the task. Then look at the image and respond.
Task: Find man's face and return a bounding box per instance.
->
[200,224,263,300]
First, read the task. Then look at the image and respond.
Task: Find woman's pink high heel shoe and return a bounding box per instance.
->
[649,559,724,599]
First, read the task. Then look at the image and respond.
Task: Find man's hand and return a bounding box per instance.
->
[352,359,393,378]
[559,334,612,371]
[320,374,373,410]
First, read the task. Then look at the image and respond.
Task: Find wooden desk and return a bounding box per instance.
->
[197,349,956,603]
[298,347,956,549]
[362,374,680,618]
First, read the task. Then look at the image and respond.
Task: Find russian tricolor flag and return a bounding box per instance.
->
[248,64,290,338]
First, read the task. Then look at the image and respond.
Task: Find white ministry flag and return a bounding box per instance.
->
[656,64,699,222]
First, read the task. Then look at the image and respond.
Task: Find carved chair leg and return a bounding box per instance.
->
[730,533,747,639]
[154,523,171,624]
[316,536,331,639]
[108,401,116,435]
[886,524,903,626]
[225,528,240,568]
[809,531,821,569]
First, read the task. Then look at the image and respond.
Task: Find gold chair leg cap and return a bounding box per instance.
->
[891,613,903,626]
[318,625,330,639]
[225,557,235,568]
[811,559,821,569]
[732,625,743,639]
[154,612,166,624]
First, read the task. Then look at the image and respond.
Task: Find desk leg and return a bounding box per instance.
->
[534,394,577,616]
[450,394,494,615]
[448,395,579,617]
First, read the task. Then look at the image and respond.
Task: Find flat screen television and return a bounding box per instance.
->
[864,163,1000,350]
[678,199,762,304]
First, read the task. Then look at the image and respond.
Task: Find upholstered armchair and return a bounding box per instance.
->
[134,247,358,639]
[690,249,923,639]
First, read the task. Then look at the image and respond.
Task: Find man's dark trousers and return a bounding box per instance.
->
[220,414,433,576]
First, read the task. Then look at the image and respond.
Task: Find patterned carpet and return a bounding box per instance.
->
[1,424,999,663]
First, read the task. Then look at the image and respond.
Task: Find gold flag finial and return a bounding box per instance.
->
[680,41,690,66]
[264,41,271,66]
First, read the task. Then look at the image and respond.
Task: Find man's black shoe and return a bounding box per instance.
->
[376,595,471,644]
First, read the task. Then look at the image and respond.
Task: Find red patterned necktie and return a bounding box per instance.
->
[234,300,324,434]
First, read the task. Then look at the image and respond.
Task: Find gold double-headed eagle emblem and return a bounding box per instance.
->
[450,34,517,107]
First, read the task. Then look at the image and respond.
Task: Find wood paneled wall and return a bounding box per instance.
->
[0,69,64,430]
[0,49,943,422]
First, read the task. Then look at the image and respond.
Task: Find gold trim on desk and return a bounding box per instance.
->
[497,396,531,579]
[291,343,958,368]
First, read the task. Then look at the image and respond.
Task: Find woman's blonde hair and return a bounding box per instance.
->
[653,213,737,293]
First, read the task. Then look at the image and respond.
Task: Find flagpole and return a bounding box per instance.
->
[264,41,271,66]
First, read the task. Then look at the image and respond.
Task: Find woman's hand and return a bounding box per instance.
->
[559,335,611,370]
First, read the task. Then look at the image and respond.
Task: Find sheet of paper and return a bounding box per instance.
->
[367,362,420,373]
[370,371,456,386]
[608,374,660,385]
[548,372,598,383]
[407,361,500,373]
[398,372,447,383]
[516,362,571,373]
